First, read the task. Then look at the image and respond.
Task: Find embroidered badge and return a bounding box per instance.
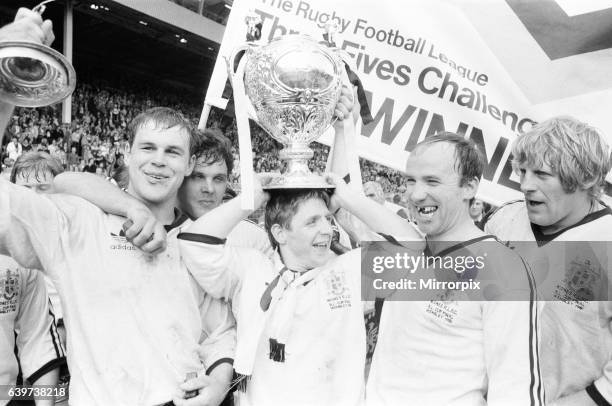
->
[0,269,20,313]
[325,268,351,310]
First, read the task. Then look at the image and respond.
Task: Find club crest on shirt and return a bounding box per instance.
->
[325,268,351,310]
[554,256,602,308]
[426,300,459,324]
[0,269,19,313]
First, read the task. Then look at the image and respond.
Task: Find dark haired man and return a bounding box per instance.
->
[178,129,272,256]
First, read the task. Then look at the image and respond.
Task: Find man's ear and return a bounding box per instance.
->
[270,224,286,246]
[462,177,480,201]
[186,154,195,177]
[124,152,131,167]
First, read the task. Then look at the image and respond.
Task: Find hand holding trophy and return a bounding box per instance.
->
[228,24,345,196]
[0,0,76,107]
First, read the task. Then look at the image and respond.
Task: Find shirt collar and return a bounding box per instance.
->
[165,208,189,231]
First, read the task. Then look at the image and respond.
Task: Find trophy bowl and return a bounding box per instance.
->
[241,34,344,189]
[0,41,76,108]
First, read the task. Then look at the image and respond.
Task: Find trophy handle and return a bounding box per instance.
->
[230,48,256,210]
[33,0,56,14]
[226,43,255,87]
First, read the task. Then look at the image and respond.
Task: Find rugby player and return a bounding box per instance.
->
[485,116,612,406]
[177,129,272,257]
[177,170,423,405]
[0,15,66,406]
[0,11,235,404]
[366,133,543,405]
[1,254,64,406]
[10,152,66,333]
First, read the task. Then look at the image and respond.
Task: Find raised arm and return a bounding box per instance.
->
[0,8,55,139]
[327,85,358,179]
[327,174,423,242]
[53,172,134,216]
[183,174,270,239]
[0,101,13,141]
[178,175,272,300]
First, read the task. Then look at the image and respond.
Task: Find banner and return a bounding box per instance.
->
[204,0,612,205]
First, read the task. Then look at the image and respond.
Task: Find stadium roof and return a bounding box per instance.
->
[0,0,223,102]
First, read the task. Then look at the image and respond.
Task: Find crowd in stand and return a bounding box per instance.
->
[1,80,413,204]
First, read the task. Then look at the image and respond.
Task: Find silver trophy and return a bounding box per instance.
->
[0,0,76,107]
[230,34,344,189]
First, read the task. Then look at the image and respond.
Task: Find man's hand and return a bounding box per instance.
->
[0,8,55,46]
[253,173,274,209]
[173,373,229,406]
[333,85,355,122]
[124,204,167,255]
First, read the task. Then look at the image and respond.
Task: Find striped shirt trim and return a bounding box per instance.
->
[177,233,226,245]
[206,358,234,375]
[587,382,611,406]
[47,303,65,358]
[27,357,67,384]
[521,256,544,405]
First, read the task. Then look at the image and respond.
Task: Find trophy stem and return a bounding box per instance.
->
[280,143,314,177]
[264,142,332,189]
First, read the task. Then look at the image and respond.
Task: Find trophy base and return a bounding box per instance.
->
[263,173,335,190]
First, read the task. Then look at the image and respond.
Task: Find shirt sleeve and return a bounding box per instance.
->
[0,180,64,270]
[483,299,543,405]
[0,179,99,273]
[178,233,278,323]
[591,256,612,402]
[482,251,544,406]
[196,291,236,373]
[178,234,243,303]
[15,268,66,384]
[227,220,274,259]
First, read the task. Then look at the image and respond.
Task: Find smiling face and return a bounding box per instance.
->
[178,158,228,218]
[127,121,194,206]
[516,162,591,234]
[272,197,334,271]
[405,142,476,238]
